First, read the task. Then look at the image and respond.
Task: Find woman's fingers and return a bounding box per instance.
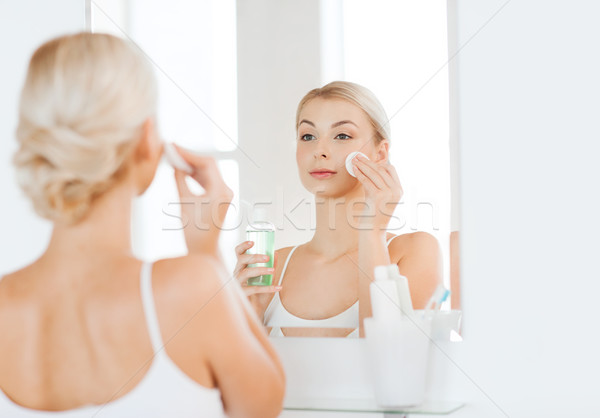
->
[235,240,254,255]
[174,145,231,199]
[353,156,386,189]
[237,253,271,268]
[376,163,399,190]
[354,156,402,193]
[174,168,192,199]
[383,164,404,197]
[353,163,377,192]
[237,266,275,282]
[243,285,283,296]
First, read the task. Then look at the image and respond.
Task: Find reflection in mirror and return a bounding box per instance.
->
[91,0,460,337]
[237,1,458,338]
[247,84,445,338]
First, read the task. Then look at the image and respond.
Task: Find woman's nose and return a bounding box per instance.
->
[314,141,329,159]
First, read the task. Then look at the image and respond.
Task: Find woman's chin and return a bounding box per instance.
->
[303,179,360,199]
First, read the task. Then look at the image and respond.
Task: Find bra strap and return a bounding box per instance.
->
[386,234,400,246]
[140,262,164,354]
[276,245,299,286]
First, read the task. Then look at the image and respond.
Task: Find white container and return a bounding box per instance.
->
[372,264,414,319]
[420,309,462,341]
[390,267,414,318]
[364,316,433,407]
[370,265,402,321]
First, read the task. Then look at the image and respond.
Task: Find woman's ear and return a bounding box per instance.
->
[131,118,162,195]
[135,118,161,163]
[375,139,390,163]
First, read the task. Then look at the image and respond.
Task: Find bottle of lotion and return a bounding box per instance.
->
[371,264,415,320]
[245,207,275,286]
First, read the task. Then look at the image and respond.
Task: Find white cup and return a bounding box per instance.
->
[411,309,462,341]
[430,309,462,341]
[364,317,432,407]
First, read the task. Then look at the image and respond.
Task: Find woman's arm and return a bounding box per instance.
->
[351,155,441,335]
[357,231,443,337]
[174,255,285,418]
[351,153,403,337]
[208,256,285,418]
[395,231,442,309]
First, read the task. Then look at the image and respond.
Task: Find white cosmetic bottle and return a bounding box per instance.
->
[370,264,414,320]
[366,265,428,407]
[371,265,402,321]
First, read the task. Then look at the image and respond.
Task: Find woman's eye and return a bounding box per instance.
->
[335,133,351,140]
[301,134,316,141]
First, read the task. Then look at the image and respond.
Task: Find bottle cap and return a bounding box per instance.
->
[251,206,269,224]
[373,264,400,281]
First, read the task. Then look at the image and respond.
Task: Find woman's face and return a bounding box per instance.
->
[296,98,385,197]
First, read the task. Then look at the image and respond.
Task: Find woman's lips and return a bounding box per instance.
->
[310,171,336,179]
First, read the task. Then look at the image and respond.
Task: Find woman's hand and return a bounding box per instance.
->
[234,241,282,297]
[173,145,233,255]
[352,154,403,231]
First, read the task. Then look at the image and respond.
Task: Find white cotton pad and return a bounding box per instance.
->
[164,142,193,174]
[345,151,369,177]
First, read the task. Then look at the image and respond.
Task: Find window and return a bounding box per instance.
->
[91,0,239,268]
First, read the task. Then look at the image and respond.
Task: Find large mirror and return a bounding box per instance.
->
[91,0,460,338]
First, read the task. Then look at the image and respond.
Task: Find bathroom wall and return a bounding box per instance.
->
[432,0,600,416]
[0,0,86,273]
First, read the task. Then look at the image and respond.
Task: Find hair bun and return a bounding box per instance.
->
[13,32,157,224]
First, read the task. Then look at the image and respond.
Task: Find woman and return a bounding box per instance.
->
[0,33,284,417]
[234,81,443,338]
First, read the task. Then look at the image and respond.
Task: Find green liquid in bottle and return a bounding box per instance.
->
[246,229,275,286]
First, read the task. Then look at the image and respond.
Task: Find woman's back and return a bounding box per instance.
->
[0,253,284,417]
[0,256,225,415]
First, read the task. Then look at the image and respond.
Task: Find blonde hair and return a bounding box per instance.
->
[13,32,157,225]
[295,81,390,143]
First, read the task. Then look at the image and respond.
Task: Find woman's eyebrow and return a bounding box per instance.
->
[298,119,315,127]
[331,120,358,128]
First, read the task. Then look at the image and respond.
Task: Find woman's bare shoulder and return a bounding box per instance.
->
[152,255,226,303]
[274,245,303,270]
[275,245,296,258]
[151,255,241,346]
[387,231,438,244]
[386,232,440,262]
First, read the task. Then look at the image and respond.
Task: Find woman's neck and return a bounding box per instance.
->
[44,181,135,261]
[308,186,368,259]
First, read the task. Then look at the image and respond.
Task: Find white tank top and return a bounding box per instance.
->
[264,235,400,337]
[0,262,225,417]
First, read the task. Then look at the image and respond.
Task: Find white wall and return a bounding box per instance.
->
[0,1,86,274]
[428,1,600,416]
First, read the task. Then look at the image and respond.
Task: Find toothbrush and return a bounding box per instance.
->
[424,285,450,318]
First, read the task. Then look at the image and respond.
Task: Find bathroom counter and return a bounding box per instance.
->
[282,398,464,415]
[271,337,465,418]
